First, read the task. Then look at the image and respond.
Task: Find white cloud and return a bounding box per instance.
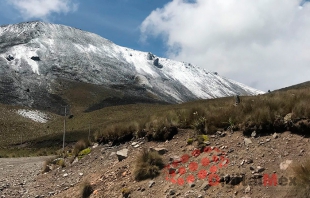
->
[141,0,310,91]
[7,0,78,20]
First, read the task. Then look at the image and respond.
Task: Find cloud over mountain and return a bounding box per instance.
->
[141,0,310,91]
[7,0,78,20]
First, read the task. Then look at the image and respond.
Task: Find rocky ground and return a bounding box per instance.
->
[0,129,309,198]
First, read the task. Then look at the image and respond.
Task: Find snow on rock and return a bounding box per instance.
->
[17,109,49,123]
[0,21,264,106]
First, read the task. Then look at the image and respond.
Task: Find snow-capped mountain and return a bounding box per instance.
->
[0,21,263,113]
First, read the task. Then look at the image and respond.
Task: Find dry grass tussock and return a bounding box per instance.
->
[287,158,310,198]
[3,86,310,157]
[94,87,310,144]
[80,180,93,198]
[133,149,164,181]
[72,139,90,157]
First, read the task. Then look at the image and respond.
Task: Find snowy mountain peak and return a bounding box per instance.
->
[0,21,263,113]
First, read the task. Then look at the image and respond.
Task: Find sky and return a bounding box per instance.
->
[0,0,310,92]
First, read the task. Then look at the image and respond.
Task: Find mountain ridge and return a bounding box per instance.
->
[0,21,264,114]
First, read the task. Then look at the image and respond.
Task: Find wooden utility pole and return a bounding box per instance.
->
[88,122,91,142]
[62,105,68,153]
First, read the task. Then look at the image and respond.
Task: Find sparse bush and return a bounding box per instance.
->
[56,158,66,168]
[187,138,193,145]
[80,181,93,198]
[191,112,207,135]
[78,148,91,159]
[42,156,58,173]
[73,139,90,157]
[133,149,164,181]
[287,158,310,198]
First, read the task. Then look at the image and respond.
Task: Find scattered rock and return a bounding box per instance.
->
[252,173,263,179]
[149,147,168,155]
[257,166,265,173]
[116,149,128,161]
[245,159,253,164]
[230,175,244,185]
[280,160,293,170]
[63,173,68,177]
[146,52,154,60]
[201,181,210,191]
[251,131,256,138]
[245,185,251,193]
[169,189,176,195]
[273,133,279,139]
[244,138,252,146]
[284,113,293,124]
[149,180,155,188]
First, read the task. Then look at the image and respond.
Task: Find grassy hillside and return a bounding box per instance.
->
[1,84,310,157]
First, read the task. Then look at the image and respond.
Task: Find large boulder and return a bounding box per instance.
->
[116,148,128,161]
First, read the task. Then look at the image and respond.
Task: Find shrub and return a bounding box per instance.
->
[187,138,193,145]
[133,149,164,181]
[288,158,310,197]
[78,148,91,159]
[80,181,93,198]
[191,111,206,134]
[56,158,66,168]
[73,139,90,157]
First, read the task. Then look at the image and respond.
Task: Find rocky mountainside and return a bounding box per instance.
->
[0,21,263,114]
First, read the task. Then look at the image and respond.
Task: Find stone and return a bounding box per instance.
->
[131,142,138,146]
[251,131,257,138]
[273,133,279,139]
[284,113,293,124]
[92,143,98,148]
[204,141,211,146]
[252,173,263,179]
[245,185,251,193]
[245,159,253,164]
[280,160,293,170]
[146,52,154,60]
[153,58,159,66]
[149,181,155,188]
[63,173,68,177]
[257,166,265,173]
[150,147,168,155]
[79,173,83,176]
[201,181,210,191]
[244,138,252,146]
[230,175,244,185]
[266,138,271,142]
[169,189,176,195]
[116,149,128,161]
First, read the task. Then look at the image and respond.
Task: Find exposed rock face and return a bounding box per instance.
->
[146,52,154,60]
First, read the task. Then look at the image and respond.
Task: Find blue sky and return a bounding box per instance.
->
[0,0,170,57]
[1,0,310,91]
